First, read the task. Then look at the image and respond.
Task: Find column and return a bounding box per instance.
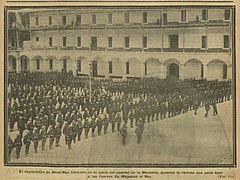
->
[203,64,208,79]
[227,65,232,80]
[16,57,21,72]
[159,63,166,79]
[179,64,185,79]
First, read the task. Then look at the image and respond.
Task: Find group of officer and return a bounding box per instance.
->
[7,72,231,161]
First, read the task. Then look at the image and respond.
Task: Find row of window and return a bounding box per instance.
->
[36,35,230,49]
[33,59,228,79]
[34,59,130,75]
[34,9,231,26]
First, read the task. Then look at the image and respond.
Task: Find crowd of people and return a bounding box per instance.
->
[7,71,232,161]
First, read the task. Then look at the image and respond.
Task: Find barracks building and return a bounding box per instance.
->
[7,7,233,80]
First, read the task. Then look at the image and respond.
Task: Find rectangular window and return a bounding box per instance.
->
[49,59,53,70]
[109,61,113,74]
[108,37,112,48]
[124,13,129,24]
[125,37,129,48]
[49,16,52,26]
[202,36,207,49]
[181,10,186,22]
[35,17,39,26]
[108,14,112,24]
[49,37,53,47]
[126,62,129,74]
[62,16,66,25]
[36,37,39,42]
[143,12,147,23]
[63,37,67,47]
[143,36,147,48]
[202,9,208,21]
[224,35,229,48]
[77,37,81,47]
[36,59,40,70]
[76,15,81,24]
[77,60,81,71]
[92,14,96,24]
[224,10,230,21]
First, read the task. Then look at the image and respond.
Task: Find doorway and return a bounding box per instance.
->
[168,63,179,78]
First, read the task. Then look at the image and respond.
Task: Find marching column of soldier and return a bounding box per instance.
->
[7,72,231,161]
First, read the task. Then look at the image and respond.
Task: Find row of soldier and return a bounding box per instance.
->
[7,72,231,161]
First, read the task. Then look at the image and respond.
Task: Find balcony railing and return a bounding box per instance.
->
[27,46,230,54]
[29,19,230,31]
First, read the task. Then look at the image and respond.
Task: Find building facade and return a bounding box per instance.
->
[7,7,233,80]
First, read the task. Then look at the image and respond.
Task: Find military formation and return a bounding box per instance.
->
[7,71,231,161]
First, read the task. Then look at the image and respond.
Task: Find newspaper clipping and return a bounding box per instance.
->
[0,0,239,179]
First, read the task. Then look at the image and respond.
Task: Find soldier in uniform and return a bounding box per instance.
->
[39,125,47,151]
[83,118,90,139]
[120,123,127,146]
[72,120,78,143]
[47,125,55,150]
[26,119,34,134]
[55,123,62,147]
[14,133,22,159]
[103,114,109,134]
[193,99,199,115]
[135,118,144,144]
[212,100,218,116]
[204,101,211,118]
[90,116,96,137]
[77,118,83,141]
[109,112,116,133]
[96,115,103,136]
[129,109,134,128]
[23,130,31,156]
[116,112,122,132]
[32,127,39,153]
[66,123,73,150]
[17,116,25,137]
[8,134,14,161]
[63,122,69,145]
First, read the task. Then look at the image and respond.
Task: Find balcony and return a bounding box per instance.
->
[26,46,230,54]
[29,19,230,32]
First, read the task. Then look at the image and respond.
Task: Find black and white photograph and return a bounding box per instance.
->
[5,6,236,167]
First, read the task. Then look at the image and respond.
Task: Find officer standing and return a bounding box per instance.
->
[8,134,14,161]
[14,133,22,159]
[23,130,31,156]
